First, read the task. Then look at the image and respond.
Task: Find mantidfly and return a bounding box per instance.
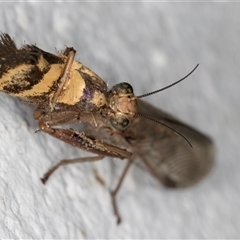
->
[0,33,214,223]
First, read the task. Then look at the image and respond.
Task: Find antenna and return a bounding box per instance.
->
[136,112,193,148]
[137,64,199,99]
[135,64,199,147]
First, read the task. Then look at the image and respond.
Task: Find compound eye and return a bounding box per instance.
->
[110,114,130,130]
[112,82,133,94]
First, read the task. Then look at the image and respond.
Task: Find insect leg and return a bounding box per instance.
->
[34,107,82,126]
[50,47,76,110]
[39,125,131,159]
[110,160,133,224]
[41,155,104,184]
[37,116,132,186]
[35,109,132,160]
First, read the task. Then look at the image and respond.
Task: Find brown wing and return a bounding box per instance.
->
[124,100,214,188]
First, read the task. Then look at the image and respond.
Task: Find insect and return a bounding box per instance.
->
[0,33,214,224]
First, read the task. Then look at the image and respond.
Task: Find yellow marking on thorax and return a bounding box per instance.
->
[92,91,107,108]
[57,61,86,105]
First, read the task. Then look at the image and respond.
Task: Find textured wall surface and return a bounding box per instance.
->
[0,2,239,238]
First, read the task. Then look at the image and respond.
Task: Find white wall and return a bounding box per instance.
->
[0,2,239,238]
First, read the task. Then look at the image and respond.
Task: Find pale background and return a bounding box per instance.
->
[0,2,239,239]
